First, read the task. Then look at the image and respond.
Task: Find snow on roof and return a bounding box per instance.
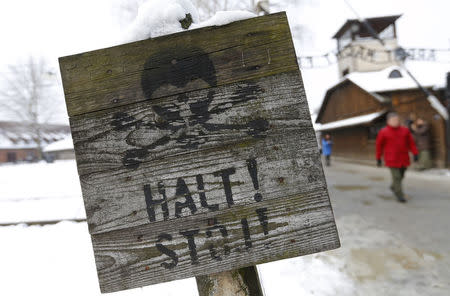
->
[315,110,387,131]
[346,62,450,93]
[0,121,70,149]
[0,134,37,149]
[43,137,74,153]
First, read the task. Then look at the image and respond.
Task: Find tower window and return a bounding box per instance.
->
[388,69,402,78]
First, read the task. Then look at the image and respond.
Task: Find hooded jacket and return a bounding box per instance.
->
[376,125,418,168]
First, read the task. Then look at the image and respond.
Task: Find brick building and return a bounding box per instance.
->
[0,121,70,163]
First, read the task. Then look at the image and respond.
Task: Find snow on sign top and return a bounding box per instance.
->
[59,12,339,293]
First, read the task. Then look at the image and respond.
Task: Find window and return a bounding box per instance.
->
[7,152,16,162]
[388,69,402,78]
[342,68,349,76]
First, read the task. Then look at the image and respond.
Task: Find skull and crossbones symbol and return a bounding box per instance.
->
[111,47,269,169]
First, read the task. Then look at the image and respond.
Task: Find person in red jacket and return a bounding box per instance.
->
[376,112,418,203]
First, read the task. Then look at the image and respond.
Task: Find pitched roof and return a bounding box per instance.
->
[315,63,450,124]
[345,65,449,93]
[315,110,387,131]
[315,79,388,123]
[0,121,70,149]
[332,15,401,39]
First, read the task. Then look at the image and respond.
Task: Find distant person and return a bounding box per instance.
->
[322,133,333,166]
[411,118,432,170]
[405,112,417,132]
[376,112,418,203]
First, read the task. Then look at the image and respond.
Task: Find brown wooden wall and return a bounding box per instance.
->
[326,126,375,161]
[317,83,448,167]
[388,89,447,167]
[0,149,37,163]
[318,82,384,124]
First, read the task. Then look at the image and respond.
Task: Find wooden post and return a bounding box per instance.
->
[196,266,263,296]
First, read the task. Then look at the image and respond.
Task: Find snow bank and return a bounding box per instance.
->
[0,160,84,223]
[0,221,198,296]
[122,0,255,43]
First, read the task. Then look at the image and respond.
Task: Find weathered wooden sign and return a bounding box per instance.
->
[59,12,340,294]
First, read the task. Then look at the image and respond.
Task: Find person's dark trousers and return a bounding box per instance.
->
[389,167,407,202]
[325,155,330,166]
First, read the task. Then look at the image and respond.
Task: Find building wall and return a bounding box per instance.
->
[319,82,385,124]
[317,84,448,167]
[0,149,38,163]
[327,126,376,161]
[338,39,399,77]
[46,150,76,160]
[387,89,447,167]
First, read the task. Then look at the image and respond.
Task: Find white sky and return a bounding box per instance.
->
[0,0,449,123]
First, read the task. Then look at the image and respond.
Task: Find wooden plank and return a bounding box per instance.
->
[92,190,337,293]
[70,71,311,176]
[72,72,327,236]
[59,12,297,117]
[59,12,340,294]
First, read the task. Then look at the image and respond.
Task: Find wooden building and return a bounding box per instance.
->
[315,66,449,167]
[334,15,402,77]
[43,137,75,161]
[315,15,449,168]
[0,121,70,163]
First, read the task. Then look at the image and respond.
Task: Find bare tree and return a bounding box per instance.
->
[0,56,60,158]
[193,0,260,19]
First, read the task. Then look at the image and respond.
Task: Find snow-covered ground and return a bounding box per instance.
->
[0,221,198,296]
[0,160,84,224]
[1,213,444,296]
[1,160,448,295]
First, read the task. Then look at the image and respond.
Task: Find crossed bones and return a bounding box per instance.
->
[111,83,269,169]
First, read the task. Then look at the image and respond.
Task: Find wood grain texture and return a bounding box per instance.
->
[59,12,297,117]
[59,12,340,294]
[93,190,337,293]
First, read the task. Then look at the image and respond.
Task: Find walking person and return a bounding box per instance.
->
[376,112,419,203]
[411,118,432,170]
[322,133,333,166]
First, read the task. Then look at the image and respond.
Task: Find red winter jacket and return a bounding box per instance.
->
[376,125,418,168]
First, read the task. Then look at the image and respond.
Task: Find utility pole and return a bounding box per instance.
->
[446,73,450,166]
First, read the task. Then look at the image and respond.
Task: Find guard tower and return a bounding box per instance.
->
[333,15,402,77]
